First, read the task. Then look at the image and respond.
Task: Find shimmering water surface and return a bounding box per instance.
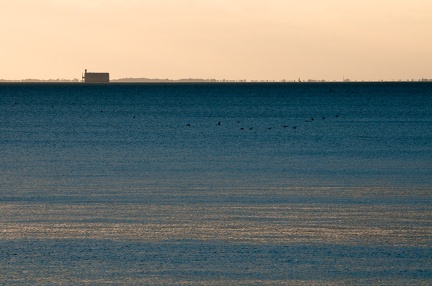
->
[1,82,431,285]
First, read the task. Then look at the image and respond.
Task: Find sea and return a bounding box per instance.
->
[1,82,431,285]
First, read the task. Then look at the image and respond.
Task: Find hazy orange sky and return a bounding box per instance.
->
[1,0,431,81]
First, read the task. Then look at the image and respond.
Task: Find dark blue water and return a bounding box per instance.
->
[1,82,431,284]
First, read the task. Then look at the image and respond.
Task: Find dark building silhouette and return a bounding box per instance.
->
[82,69,109,83]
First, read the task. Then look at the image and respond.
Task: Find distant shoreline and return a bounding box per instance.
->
[1,78,431,84]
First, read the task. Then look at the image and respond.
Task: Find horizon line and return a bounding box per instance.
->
[1,77,431,83]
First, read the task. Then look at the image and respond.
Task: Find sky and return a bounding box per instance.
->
[1,0,432,81]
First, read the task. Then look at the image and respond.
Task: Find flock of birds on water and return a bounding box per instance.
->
[184,114,341,132]
[12,101,341,132]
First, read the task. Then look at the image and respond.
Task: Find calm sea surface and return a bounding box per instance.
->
[1,82,431,285]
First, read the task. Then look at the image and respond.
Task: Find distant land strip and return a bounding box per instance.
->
[1,78,431,83]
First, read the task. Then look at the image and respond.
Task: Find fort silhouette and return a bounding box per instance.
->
[82,69,110,83]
